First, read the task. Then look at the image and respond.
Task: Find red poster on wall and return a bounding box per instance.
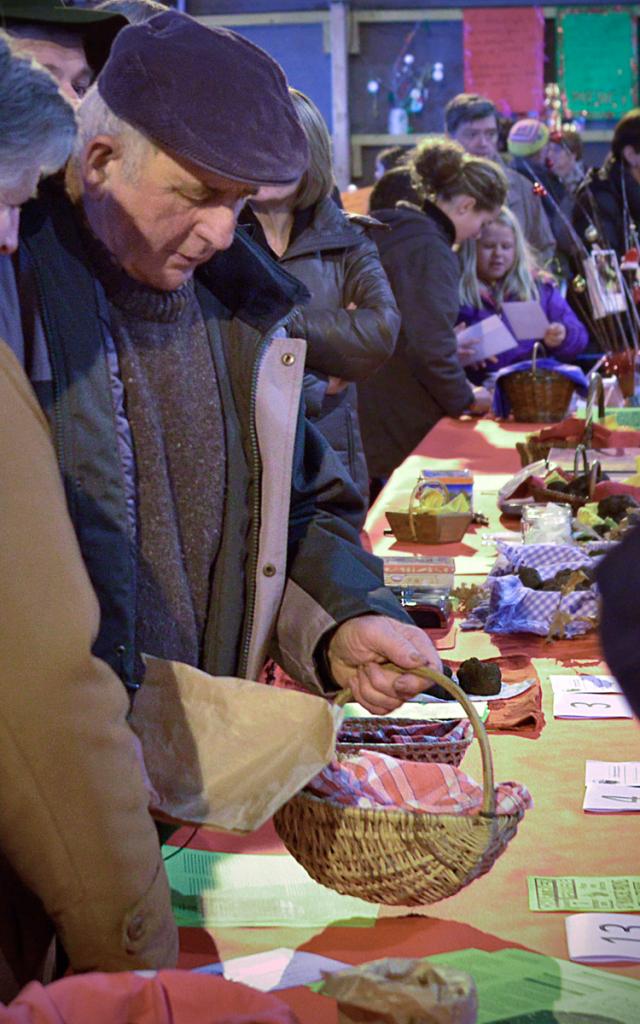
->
[463,7,545,116]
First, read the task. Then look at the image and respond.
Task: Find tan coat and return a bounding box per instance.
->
[0,342,177,1002]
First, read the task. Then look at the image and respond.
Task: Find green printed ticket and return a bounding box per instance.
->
[528,875,640,912]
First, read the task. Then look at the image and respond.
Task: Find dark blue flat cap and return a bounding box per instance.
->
[97,10,308,188]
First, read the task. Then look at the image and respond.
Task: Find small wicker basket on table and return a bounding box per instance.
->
[274,665,524,907]
[336,716,472,766]
[501,341,576,425]
[530,444,601,511]
[516,372,605,467]
[385,479,472,545]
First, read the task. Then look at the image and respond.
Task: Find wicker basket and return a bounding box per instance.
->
[386,479,472,544]
[530,445,600,510]
[337,717,472,766]
[517,373,605,466]
[501,342,576,424]
[274,665,525,906]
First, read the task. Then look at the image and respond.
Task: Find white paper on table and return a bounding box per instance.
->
[194,948,349,991]
[566,913,640,963]
[343,700,488,721]
[502,299,550,341]
[585,760,640,786]
[551,674,622,696]
[456,314,518,367]
[553,691,633,719]
[584,783,640,812]
[415,677,535,703]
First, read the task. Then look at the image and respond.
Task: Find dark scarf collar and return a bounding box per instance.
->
[78,216,194,323]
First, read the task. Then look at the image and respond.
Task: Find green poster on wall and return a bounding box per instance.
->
[558,8,637,119]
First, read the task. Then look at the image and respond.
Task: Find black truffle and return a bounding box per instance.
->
[457,657,502,696]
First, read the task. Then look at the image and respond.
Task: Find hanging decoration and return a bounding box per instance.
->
[365,22,445,136]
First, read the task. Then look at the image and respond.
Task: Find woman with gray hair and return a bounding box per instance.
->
[0,32,76,253]
[0,37,177,1000]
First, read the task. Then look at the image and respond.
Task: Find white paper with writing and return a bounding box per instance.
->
[585,760,640,786]
[553,691,633,719]
[583,783,640,812]
[550,674,622,695]
[566,913,640,963]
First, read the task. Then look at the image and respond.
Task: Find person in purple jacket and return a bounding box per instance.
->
[457,206,588,385]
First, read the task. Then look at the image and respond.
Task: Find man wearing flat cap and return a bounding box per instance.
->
[0,11,439,723]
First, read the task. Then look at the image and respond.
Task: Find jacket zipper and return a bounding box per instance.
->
[237,314,293,679]
[29,255,67,479]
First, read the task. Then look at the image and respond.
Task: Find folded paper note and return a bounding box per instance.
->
[457,314,518,367]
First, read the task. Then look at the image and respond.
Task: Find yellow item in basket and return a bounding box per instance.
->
[576,502,601,527]
[417,489,470,516]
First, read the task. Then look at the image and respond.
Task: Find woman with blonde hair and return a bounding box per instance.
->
[242,88,399,521]
[458,205,587,384]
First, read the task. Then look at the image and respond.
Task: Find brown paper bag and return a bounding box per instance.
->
[321,959,477,1024]
[129,656,341,833]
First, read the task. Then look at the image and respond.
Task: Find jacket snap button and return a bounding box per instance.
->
[127,915,145,942]
[281,352,296,366]
[262,563,277,577]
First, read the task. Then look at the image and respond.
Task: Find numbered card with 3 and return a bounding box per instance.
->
[566,913,640,963]
[584,783,640,812]
[553,691,633,719]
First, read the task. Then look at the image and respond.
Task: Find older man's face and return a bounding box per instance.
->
[451,114,499,161]
[82,142,255,290]
[11,35,92,106]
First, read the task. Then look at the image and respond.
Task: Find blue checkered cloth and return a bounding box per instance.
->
[462,542,605,637]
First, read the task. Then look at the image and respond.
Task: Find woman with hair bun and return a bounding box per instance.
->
[359,136,507,485]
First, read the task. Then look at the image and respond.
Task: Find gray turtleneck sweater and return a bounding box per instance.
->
[88,238,226,667]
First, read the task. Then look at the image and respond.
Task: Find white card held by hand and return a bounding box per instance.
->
[502,300,550,341]
[583,783,640,812]
[553,691,633,719]
[566,913,640,963]
[456,314,518,367]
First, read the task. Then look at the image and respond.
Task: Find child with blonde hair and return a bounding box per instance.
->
[457,206,588,383]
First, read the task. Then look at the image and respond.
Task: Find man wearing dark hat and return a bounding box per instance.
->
[0,1,126,104]
[1,11,439,724]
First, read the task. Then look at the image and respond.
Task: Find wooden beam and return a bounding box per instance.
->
[329,2,351,189]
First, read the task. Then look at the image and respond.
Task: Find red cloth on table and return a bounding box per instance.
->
[0,972,299,1024]
[536,418,640,448]
[448,655,545,738]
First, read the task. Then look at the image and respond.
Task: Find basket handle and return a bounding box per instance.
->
[573,443,588,476]
[407,478,450,543]
[584,372,604,447]
[531,341,547,374]
[588,459,601,500]
[334,663,497,818]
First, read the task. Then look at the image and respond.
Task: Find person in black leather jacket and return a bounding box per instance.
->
[242,89,400,516]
